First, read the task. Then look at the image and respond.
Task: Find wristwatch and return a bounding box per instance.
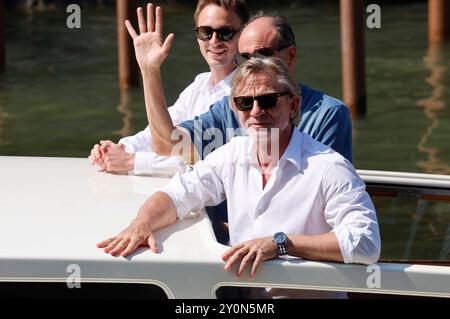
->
[272,232,288,256]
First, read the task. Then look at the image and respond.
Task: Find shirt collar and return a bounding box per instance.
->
[245,129,303,171]
[207,69,236,94]
[280,129,303,171]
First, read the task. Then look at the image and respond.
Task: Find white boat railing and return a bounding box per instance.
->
[358,169,450,189]
[1,213,449,299]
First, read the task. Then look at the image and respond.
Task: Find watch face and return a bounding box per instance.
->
[273,232,287,244]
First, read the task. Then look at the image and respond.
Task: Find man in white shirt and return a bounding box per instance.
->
[97,57,381,279]
[88,1,249,175]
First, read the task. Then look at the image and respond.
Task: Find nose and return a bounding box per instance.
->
[250,99,265,117]
[209,31,221,44]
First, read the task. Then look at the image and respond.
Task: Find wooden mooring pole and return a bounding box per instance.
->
[0,0,5,72]
[117,0,139,89]
[429,0,450,43]
[340,0,366,118]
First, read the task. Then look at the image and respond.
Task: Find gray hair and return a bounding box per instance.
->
[230,57,301,126]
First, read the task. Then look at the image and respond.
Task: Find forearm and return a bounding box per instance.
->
[287,232,344,263]
[141,70,179,153]
[136,191,178,231]
[141,72,197,162]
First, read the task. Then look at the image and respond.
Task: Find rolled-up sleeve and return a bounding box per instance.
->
[160,152,227,220]
[322,159,381,264]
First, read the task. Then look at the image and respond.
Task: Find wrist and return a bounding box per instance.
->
[141,67,161,80]
[272,232,288,256]
[127,153,135,171]
[135,210,152,225]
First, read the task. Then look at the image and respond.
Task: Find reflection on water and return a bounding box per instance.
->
[22,0,53,13]
[0,79,9,146]
[0,107,9,147]
[113,89,133,137]
[416,43,450,174]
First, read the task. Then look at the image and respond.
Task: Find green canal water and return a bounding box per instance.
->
[0,2,449,261]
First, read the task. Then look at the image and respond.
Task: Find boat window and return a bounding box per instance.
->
[215,286,445,299]
[366,184,450,262]
[0,282,168,299]
[215,286,349,299]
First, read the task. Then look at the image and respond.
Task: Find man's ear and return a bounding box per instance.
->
[287,45,297,70]
[290,96,300,118]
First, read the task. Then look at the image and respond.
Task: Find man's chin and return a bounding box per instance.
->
[246,127,276,140]
[206,56,230,67]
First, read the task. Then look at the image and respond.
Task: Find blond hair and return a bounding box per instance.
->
[231,57,301,125]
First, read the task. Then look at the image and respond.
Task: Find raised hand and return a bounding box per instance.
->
[125,3,175,72]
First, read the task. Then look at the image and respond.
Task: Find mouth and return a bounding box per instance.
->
[248,122,272,129]
[207,49,227,57]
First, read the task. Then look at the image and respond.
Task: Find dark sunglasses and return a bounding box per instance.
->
[234,44,292,66]
[233,92,291,111]
[194,26,239,42]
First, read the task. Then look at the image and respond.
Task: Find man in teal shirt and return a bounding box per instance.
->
[179,83,352,162]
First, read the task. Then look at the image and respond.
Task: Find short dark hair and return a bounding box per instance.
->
[194,0,249,26]
[248,11,296,49]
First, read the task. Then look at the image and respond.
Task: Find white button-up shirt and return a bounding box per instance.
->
[119,71,235,175]
[162,130,381,265]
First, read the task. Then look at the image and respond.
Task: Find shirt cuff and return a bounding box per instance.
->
[332,226,356,264]
[160,176,191,220]
[134,152,157,173]
[332,226,380,265]
[118,139,136,154]
[133,152,189,177]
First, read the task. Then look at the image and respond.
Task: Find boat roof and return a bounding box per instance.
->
[1,156,449,298]
[0,156,224,261]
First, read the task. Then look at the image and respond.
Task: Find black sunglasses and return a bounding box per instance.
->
[233,92,291,111]
[194,26,239,42]
[234,44,292,66]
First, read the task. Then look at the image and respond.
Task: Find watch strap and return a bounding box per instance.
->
[277,243,287,256]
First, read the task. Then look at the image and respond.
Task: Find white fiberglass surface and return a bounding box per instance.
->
[0,156,221,261]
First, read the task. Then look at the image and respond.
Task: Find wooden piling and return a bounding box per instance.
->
[0,0,5,72]
[117,0,139,89]
[429,0,450,43]
[340,0,366,118]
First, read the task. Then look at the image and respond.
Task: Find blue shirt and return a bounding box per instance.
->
[179,84,352,162]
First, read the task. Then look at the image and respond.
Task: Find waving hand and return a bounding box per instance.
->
[125,3,174,71]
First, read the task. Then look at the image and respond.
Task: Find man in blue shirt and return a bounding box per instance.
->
[147,13,352,243]
[148,13,352,163]
[179,84,351,162]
